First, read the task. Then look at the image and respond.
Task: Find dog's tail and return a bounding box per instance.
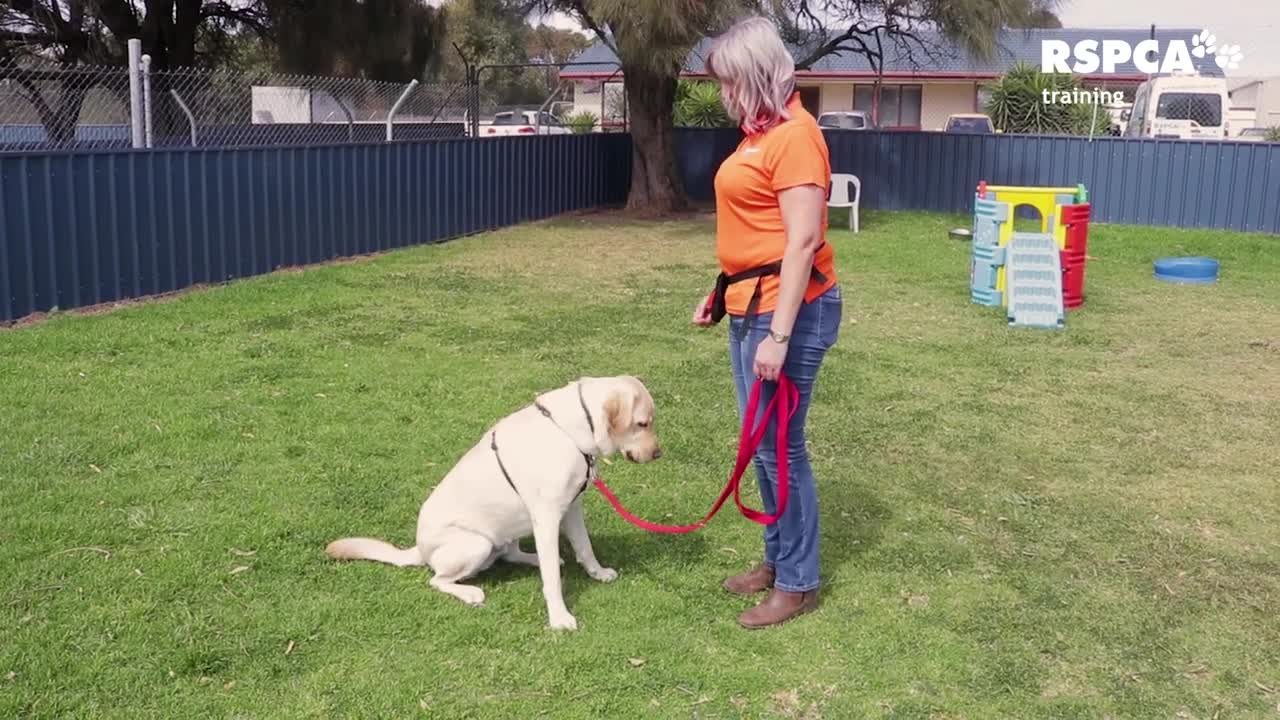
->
[325,537,425,567]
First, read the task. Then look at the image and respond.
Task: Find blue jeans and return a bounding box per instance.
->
[728,285,841,593]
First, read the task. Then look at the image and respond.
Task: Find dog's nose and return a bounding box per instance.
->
[652,448,663,460]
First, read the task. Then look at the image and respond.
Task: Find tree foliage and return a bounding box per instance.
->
[272,0,448,81]
[984,62,1110,136]
[1266,126,1280,143]
[1,0,272,68]
[438,0,588,107]
[762,0,1062,74]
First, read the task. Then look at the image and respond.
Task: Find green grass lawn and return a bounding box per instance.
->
[2,209,1278,719]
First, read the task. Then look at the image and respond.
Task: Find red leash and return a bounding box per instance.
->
[592,374,800,534]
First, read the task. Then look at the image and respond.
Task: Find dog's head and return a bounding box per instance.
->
[602,376,662,463]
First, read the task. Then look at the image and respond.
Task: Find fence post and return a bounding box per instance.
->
[319,92,356,143]
[128,39,145,149]
[386,79,419,142]
[468,68,481,139]
[141,54,154,148]
[170,89,198,147]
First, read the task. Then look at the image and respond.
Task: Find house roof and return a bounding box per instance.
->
[560,28,1223,82]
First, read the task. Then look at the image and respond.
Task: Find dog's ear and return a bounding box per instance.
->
[604,388,633,436]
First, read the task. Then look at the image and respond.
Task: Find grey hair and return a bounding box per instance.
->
[706,17,796,134]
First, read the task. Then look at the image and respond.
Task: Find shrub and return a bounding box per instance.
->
[563,111,598,134]
[1266,126,1280,143]
[985,62,1111,136]
[674,80,734,128]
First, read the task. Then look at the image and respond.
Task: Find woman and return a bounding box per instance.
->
[693,16,842,629]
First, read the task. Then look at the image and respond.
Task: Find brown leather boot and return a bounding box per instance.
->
[722,563,775,596]
[737,588,819,629]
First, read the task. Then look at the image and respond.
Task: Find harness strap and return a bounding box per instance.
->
[492,426,594,501]
[494,384,597,501]
[490,431,520,497]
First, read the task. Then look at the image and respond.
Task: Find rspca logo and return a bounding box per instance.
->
[1041,30,1244,75]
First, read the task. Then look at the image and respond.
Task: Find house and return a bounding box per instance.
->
[1228,76,1280,131]
[560,28,1223,131]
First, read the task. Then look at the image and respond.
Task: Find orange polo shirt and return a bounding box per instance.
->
[713,93,837,316]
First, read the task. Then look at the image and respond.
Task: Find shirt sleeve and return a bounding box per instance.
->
[767,123,830,193]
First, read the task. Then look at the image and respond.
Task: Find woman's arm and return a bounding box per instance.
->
[753,183,826,380]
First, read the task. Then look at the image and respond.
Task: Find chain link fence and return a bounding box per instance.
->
[1,51,629,152]
[0,61,135,151]
[148,67,464,147]
[1,54,468,153]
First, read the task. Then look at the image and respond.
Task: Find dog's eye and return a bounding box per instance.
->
[637,421,650,428]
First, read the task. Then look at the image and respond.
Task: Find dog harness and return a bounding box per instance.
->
[490,383,597,501]
[707,248,828,340]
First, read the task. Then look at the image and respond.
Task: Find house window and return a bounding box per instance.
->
[852,84,923,128]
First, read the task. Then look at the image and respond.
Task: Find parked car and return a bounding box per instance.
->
[469,110,571,137]
[1237,127,1271,142]
[817,111,876,131]
[944,113,995,134]
[1123,73,1231,139]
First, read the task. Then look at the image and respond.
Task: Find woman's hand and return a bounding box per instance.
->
[692,292,714,327]
[753,337,787,381]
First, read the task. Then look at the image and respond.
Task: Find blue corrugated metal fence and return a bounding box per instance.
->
[4,129,1278,325]
[1,134,630,323]
[676,129,1280,235]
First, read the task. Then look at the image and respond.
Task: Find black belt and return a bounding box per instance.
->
[708,252,828,340]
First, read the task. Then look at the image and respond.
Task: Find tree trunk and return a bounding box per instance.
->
[621,63,689,214]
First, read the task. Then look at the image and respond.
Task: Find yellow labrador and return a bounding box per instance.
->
[326,376,661,630]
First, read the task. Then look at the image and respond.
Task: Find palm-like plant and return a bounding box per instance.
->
[984,62,1109,136]
[564,111,598,134]
[1266,126,1280,143]
[673,80,734,128]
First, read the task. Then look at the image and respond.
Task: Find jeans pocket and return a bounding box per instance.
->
[819,290,842,349]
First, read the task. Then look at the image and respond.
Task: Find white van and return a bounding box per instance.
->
[1123,74,1231,140]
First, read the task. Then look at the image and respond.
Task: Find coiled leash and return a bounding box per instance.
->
[592,373,800,534]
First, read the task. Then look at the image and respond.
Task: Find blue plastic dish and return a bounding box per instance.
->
[1153,256,1220,284]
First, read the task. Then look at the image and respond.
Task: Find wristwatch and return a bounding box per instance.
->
[768,329,791,344]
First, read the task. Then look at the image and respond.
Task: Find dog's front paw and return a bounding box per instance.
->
[548,611,579,631]
[456,586,486,607]
[589,567,619,583]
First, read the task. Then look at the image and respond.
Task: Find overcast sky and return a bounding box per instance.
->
[536,0,1280,77]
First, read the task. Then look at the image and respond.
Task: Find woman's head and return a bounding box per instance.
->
[706,17,796,134]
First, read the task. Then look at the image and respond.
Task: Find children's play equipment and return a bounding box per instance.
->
[969,181,1092,329]
[1153,256,1220,284]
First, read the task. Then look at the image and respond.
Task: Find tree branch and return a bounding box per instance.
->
[200,1,271,36]
[554,0,614,54]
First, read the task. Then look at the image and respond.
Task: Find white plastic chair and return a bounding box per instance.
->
[828,173,861,233]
